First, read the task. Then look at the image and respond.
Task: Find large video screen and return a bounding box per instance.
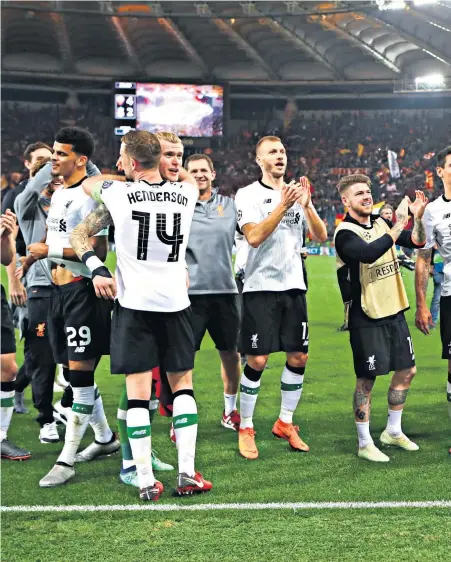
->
[114,82,224,138]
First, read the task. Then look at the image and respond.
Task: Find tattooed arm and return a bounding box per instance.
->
[415,247,433,334]
[411,216,426,246]
[70,204,116,300]
[70,204,112,260]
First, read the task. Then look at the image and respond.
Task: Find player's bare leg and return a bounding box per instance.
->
[168,370,212,495]
[238,354,267,459]
[272,351,309,452]
[354,378,388,462]
[219,350,240,431]
[380,367,419,451]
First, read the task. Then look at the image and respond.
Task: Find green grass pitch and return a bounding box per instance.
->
[1,257,450,561]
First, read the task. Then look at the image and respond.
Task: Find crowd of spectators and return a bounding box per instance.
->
[2,101,449,235]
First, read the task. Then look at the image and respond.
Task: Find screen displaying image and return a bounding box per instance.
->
[136,83,223,137]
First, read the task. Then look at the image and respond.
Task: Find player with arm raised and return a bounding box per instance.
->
[71,131,212,501]
[415,146,451,454]
[334,174,428,462]
[235,135,327,460]
[36,127,119,488]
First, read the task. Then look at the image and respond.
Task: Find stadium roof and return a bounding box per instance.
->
[2,1,451,95]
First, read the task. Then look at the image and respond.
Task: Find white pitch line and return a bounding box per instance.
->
[2,500,451,513]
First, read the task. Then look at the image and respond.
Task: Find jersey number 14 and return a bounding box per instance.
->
[132,211,183,262]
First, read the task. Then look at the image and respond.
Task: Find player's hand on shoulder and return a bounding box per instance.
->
[93,274,116,300]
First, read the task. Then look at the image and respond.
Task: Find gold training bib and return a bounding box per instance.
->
[334,218,409,320]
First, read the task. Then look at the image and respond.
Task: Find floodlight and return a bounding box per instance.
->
[415,73,445,87]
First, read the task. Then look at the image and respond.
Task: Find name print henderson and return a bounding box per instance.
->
[126,185,189,207]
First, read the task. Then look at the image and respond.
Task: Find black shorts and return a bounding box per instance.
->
[48,278,111,364]
[110,302,195,374]
[349,315,415,378]
[190,293,240,351]
[240,290,309,355]
[27,286,54,364]
[440,296,451,360]
[1,286,16,355]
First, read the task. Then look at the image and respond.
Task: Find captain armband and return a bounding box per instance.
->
[91,181,104,203]
[82,251,112,280]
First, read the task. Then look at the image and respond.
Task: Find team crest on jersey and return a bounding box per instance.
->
[102,181,113,190]
[217,204,224,216]
[36,323,46,337]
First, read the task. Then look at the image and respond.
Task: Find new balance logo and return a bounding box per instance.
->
[367,355,376,370]
[251,334,258,349]
[174,417,188,426]
[443,213,450,219]
[131,429,147,436]
[303,340,309,346]
[74,346,85,353]
[263,198,272,204]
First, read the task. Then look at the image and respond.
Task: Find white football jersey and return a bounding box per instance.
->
[100,179,198,312]
[423,194,451,296]
[235,180,307,292]
[46,180,107,278]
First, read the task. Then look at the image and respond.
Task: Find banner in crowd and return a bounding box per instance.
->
[388,150,401,179]
[425,170,434,190]
[329,168,370,176]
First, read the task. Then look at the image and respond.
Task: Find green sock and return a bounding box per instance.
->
[117,385,134,470]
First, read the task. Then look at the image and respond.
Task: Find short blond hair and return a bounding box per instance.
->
[255,136,282,155]
[155,132,183,145]
[337,174,372,196]
[122,130,161,169]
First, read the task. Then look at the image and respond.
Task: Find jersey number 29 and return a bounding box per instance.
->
[132,211,183,262]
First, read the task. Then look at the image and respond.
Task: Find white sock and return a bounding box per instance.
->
[127,408,154,488]
[0,387,15,441]
[356,421,373,448]
[239,370,261,429]
[173,394,198,477]
[279,364,304,424]
[90,385,113,444]
[224,393,237,416]
[386,408,403,437]
[447,380,451,421]
[57,385,94,466]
